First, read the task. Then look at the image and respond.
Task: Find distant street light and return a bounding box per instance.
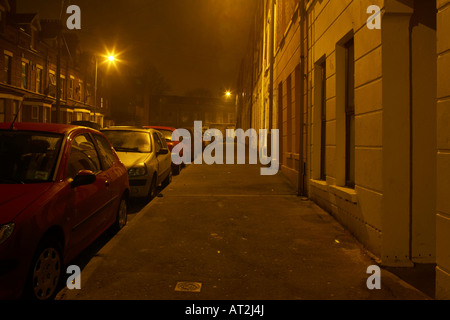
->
[225,91,232,98]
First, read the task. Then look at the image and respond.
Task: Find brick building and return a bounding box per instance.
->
[0,0,112,127]
[237,0,450,299]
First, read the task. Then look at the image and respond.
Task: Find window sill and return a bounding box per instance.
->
[329,185,357,204]
[309,179,328,192]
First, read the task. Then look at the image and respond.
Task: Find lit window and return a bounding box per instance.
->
[21,62,29,89]
[4,55,12,84]
[36,68,43,94]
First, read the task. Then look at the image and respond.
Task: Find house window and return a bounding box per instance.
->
[78,81,83,101]
[31,105,39,120]
[60,77,66,100]
[36,68,43,94]
[320,60,327,181]
[49,71,56,97]
[44,107,50,123]
[69,77,74,99]
[4,54,12,84]
[345,38,355,188]
[21,61,29,89]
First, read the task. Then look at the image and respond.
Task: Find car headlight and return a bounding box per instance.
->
[0,223,15,245]
[128,165,147,177]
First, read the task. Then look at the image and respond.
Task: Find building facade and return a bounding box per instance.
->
[436,0,450,300]
[237,0,450,298]
[0,0,112,127]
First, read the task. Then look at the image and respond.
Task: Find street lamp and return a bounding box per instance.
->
[94,53,116,125]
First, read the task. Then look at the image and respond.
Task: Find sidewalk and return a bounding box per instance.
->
[57,154,431,300]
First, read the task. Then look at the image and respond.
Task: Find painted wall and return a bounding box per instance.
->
[436,0,450,300]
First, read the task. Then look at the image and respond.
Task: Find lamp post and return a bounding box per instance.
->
[94,54,116,125]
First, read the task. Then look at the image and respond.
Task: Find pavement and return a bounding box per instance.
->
[56,147,432,301]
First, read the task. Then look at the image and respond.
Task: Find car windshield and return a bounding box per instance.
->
[102,131,151,153]
[0,130,63,184]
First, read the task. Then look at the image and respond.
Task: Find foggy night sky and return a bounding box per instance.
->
[16,0,258,96]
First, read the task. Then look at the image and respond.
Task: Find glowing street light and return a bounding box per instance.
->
[225,91,232,98]
[94,51,119,124]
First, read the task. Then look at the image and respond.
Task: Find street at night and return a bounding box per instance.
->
[56,150,430,300]
[0,0,449,308]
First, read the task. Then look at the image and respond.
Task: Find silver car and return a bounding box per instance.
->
[102,127,172,200]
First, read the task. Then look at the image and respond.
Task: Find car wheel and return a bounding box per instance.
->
[25,236,63,301]
[112,197,127,232]
[147,175,158,202]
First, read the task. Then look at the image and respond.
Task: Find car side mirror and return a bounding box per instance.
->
[157,148,169,155]
[71,170,96,188]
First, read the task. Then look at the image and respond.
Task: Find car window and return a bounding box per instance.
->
[93,134,115,170]
[0,131,63,184]
[158,132,168,149]
[153,132,163,153]
[67,133,102,179]
[102,131,152,153]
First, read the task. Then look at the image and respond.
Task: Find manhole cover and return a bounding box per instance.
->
[175,281,202,293]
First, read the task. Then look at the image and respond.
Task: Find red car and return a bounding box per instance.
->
[0,123,130,300]
[145,126,184,175]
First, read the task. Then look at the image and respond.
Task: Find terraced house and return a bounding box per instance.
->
[0,0,113,127]
[237,0,450,299]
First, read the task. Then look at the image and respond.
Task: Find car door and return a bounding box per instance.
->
[158,131,172,175]
[153,132,170,183]
[65,133,111,252]
[92,133,124,226]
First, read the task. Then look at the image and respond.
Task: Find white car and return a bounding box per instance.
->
[102,127,172,200]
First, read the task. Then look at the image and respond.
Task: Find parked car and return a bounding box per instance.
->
[101,127,172,200]
[70,120,102,131]
[0,122,130,300]
[144,126,184,175]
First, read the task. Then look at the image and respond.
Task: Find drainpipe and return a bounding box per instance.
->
[268,0,275,131]
[297,0,307,197]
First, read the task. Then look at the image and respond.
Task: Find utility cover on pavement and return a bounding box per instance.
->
[175,281,202,293]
